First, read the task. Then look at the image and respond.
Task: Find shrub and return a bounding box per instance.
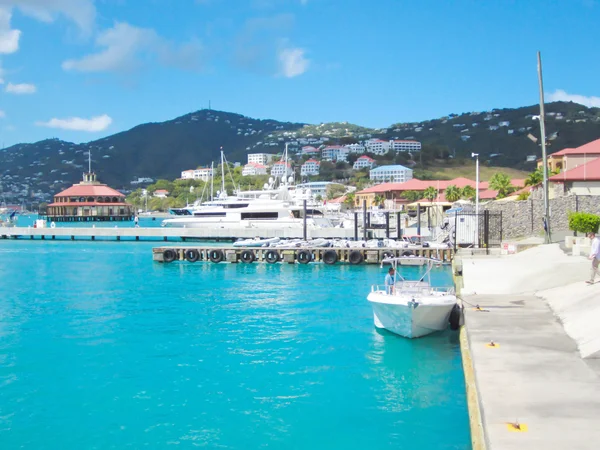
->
[568,212,600,234]
[516,192,530,201]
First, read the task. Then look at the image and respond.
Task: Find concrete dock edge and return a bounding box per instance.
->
[459,325,487,450]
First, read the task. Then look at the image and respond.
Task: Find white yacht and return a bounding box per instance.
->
[367,257,459,338]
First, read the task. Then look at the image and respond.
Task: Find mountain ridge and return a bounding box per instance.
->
[1,101,599,205]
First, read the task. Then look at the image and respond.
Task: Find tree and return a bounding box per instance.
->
[373,194,385,208]
[460,185,476,201]
[315,194,323,202]
[524,168,543,187]
[400,190,421,202]
[444,185,461,202]
[489,172,515,198]
[343,192,356,208]
[326,183,347,200]
[423,186,437,202]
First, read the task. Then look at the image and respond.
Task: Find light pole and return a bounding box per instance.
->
[471,153,479,217]
[537,51,551,243]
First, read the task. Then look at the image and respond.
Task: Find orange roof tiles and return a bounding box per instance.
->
[55,184,125,197]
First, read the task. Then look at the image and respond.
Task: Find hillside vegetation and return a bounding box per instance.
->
[0,101,598,206]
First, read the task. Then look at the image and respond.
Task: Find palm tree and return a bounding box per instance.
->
[524,168,543,187]
[489,172,515,198]
[460,185,476,201]
[423,186,437,203]
[444,185,461,202]
[373,194,385,208]
[344,192,356,208]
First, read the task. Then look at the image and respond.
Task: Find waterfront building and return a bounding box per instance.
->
[242,162,268,176]
[181,167,213,181]
[369,164,413,183]
[353,155,375,170]
[538,138,600,173]
[300,159,320,176]
[248,153,277,165]
[44,172,134,222]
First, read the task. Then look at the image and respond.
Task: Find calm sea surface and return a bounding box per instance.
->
[0,241,470,449]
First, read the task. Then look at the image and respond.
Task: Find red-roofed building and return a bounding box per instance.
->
[300,159,320,176]
[45,172,134,222]
[538,138,600,172]
[355,177,525,208]
[242,162,268,176]
[353,155,375,170]
[548,156,600,197]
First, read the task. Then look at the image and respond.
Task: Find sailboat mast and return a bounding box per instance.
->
[284,143,288,186]
[210,161,214,201]
[220,147,226,195]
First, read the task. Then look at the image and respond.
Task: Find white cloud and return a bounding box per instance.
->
[36,114,112,132]
[546,89,600,108]
[62,22,205,73]
[5,82,36,94]
[0,0,96,33]
[0,8,20,54]
[278,47,309,77]
[0,110,5,118]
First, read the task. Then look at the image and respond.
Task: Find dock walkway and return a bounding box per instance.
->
[0,226,356,241]
[458,244,600,450]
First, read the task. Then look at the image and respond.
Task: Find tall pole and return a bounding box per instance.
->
[88,149,92,173]
[537,51,551,244]
[210,161,214,201]
[475,154,479,217]
[220,147,225,196]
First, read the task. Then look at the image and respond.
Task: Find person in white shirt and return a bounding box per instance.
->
[587,232,600,284]
[385,267,395,294]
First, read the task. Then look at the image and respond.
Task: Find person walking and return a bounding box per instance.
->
[587,231,600,284]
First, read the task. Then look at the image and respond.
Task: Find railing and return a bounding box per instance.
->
[370,284,455,294]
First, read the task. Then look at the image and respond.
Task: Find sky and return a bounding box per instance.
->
[0,0,599,147]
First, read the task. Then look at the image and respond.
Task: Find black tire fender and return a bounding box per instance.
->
[209,249,224,263]
[185,249,200,263]
[163,249,177,263]
[264,250,280,264]
[348,250,364,265]
[322,250,338,265]
[297,250,312,264]
[240,250,255,263]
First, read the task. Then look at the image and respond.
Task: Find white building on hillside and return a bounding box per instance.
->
[181,167,213,182]
[365,139,390,155]
[390,140,421,152]
[301,146,320,155]
[270,161,294,178]
[242,163,268,176]
[321,145,349,162]
[369,164,413,183]
[248,153,277,165]
[300,159,320,176]
[353,155,375,170]
[344,143,366,154]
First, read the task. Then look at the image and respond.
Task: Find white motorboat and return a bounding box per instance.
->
[233,237,281,247]
[367,257,459,338]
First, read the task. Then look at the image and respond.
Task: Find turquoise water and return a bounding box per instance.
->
[0,241,470,449]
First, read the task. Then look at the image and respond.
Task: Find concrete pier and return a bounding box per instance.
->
[152,245,454,264]
[456,244,600,449]
[0,225,356,241]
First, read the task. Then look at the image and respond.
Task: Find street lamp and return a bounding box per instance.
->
[471,153,479,217]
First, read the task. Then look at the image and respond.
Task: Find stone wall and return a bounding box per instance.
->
[483,195,600,239]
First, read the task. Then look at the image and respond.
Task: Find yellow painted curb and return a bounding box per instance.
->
[460,326,487,450]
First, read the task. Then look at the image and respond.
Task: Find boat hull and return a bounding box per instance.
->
[367,292,456,338]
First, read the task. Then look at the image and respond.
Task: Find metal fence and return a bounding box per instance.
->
[452,211,503,252]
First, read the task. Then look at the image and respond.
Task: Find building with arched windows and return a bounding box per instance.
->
[44,172,134,222]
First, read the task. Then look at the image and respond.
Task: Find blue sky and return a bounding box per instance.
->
[0,0,599,147]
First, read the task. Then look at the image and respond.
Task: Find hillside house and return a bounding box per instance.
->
[242,163,268,176]
[300,159,320,176]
